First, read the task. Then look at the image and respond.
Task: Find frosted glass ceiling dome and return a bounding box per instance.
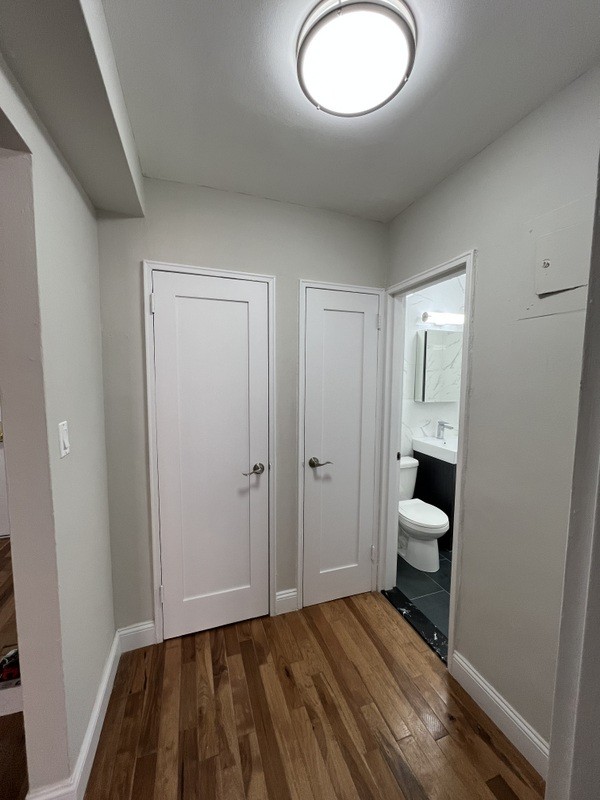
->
[297,0,416,117]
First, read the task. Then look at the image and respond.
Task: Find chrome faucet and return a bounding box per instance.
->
[436,420,454,440]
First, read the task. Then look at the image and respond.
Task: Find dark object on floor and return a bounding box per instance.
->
[382,587,448,663]
[0,647,20,687]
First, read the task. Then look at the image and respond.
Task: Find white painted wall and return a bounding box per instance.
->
[0,52,115,785]
[388,68,600,742]
[401,275,465,455]
[98,177,388,627]
[546,163,600,800]
[34,150,115,767]
[0,147,70,790]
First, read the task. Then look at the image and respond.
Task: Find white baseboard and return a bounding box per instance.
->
[26,620,157,800]
[0,684,22,716]
[118,620,157,653]
[274,589,298,614]
[450,651,549,778]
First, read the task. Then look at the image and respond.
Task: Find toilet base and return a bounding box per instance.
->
[398,535,440,572]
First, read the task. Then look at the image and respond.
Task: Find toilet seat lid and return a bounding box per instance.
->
[398,498,449,530]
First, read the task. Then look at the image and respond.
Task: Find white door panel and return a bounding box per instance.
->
[153,271,269,638]
[303,287,380,606]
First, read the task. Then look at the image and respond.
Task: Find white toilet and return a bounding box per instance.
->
[398,456,449,572]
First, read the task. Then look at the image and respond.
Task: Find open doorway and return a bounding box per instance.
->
[380,252,474,664]
[0,404,19,686]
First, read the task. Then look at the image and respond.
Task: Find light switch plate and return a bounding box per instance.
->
[58,421,70,458]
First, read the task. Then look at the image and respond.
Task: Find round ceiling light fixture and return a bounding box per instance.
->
[297,0,416,117]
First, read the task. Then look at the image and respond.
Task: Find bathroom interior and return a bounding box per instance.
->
[384,273,466,662]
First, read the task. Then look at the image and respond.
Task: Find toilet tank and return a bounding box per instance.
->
[399,456,419,500]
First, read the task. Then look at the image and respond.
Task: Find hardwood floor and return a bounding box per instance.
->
[0,712,27,800]
[85,592,545,800]
[0,537,18,657]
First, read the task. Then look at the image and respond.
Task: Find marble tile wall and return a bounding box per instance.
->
[400,275,465,455]
[421,330,463,402]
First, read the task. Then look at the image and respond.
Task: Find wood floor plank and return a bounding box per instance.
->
[86,651,138,800]
[153,638,182,800]
[130,752,157,800]
[228,652,255,738]
[415,651,545,796]
[108,689,145,800]
[262,616,303,712]
[249,618,272,667]
[487,774,522,800]
[360,702,426,800]
[224,623,241,657]
[302,606,378,753]
[180,727,200,800]
[413,673,541,800]
[289,659,364,800]
[239,731,269,800]
[436,735,498,800]
[290,705,342,800]
[259,660,316,800]
[313,671,389,800]
[240,637,294,800]
[85,593,545,800]
[210,628,246,800]
[303,605,372,708]
[346,596,449,740]
[199,755,220,800]
[180,636,198,733]
[323,603,412,741]
[137,642,165,757]
[196,630,220,761]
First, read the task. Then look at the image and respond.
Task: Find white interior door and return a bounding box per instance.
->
[302,286,381,606]
[153,270,270,639]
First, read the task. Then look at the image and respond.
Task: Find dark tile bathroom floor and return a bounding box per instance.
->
[383,550,452,663]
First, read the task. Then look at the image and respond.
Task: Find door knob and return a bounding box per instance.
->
[242,462,265,476]
[308,457,333,468]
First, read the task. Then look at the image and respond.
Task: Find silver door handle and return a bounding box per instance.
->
[308,457,333,468]
[242,462,265,476]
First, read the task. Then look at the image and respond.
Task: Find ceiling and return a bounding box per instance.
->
[0,0,144,215]
[101,0,600,222]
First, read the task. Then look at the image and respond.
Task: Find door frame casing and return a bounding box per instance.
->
[297,280,386,610]
[377,251,476,669]
[143,260,276,643]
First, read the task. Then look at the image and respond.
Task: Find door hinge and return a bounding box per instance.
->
[376,314,382,330]
[371,544,376,563]
[150,293,156,314]
[159,585,164,604]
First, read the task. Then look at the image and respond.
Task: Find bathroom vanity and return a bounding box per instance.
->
[412,436,457,550]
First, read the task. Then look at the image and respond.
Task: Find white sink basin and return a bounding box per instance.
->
[412,436,458,465]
